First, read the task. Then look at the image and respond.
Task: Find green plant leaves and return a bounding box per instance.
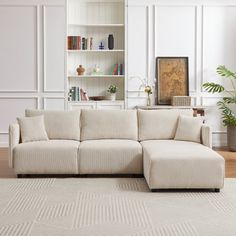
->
[202,82,224,93]
[217,65,236,79]
[203,65,236,127]
[217,101,236,126]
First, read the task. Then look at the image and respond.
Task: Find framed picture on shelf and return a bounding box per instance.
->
[156,57,189,105]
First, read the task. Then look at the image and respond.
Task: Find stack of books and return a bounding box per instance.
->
[68,36,93,50]
[69,87,89,101]
[111,64,124,75]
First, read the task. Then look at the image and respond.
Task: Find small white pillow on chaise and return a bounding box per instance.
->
[174,115,203,143]
[17,115,48,143]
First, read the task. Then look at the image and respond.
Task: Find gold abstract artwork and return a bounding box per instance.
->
[157,58,188,104]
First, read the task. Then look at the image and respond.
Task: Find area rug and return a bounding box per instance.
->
[0,178,236,236]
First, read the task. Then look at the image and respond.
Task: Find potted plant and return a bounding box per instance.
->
[203,65,236,151]
[106,85,118,101]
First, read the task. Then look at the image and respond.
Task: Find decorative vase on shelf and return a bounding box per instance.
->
[147,94,151,106]
[108,34,114,50]
[76,65,85,75]
[107,93,116,101]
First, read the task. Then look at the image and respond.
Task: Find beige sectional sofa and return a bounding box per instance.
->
[9,109,225,191]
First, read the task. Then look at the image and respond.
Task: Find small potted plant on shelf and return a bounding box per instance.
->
[106,85,118,101]
[203,65,236,151]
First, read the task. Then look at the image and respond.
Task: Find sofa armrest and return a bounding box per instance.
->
[201,124,212,148]
[9,123,20,168]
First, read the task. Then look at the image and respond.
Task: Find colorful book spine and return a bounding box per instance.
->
[71,86,76,101]
[77,36,81,50]
[76,87,80,101]
[82,38,85,50]
[120,64,123,75]
[112,64,118,75]
[67,36,72,50]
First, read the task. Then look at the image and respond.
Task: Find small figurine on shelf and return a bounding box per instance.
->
[76,65,85,76]
[91,64,103,76]
[99,42,105,50]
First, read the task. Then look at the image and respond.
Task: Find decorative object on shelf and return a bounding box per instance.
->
[129,76,155,106]
[76,65,85,75]
[99,42,105,50]
[171,96,191,106]
[144,85,152,106]
[80,88,89,101]
[203,65,236,151]
[156,57,189,105]
[106,85,118,101]
[89,96,106,101]
[90,37,93,50]
[91,64,103,75]
[108,34,114,50]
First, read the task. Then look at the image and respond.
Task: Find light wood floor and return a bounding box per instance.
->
[0,148,236,178]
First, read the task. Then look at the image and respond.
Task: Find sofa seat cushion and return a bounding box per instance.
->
[14,140,80,174]
[79,140,143,174]
[141,140,225,189]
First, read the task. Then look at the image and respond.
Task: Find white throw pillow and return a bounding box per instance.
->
[17,115,48,143]
[174,115,203,143]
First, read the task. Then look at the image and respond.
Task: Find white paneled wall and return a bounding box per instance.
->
[127,0,236,146]
[0,0,66,146]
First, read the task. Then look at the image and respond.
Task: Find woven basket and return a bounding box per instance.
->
[171,96,191,106]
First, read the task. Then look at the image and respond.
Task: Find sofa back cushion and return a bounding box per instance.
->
[25,109,81,141]
[138,109,193,141]
[81,109,138,140]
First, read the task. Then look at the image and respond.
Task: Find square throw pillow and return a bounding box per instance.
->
[174,115,203,143]
[17,115,48,143]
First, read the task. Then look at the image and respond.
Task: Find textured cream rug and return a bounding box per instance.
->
[0,178,236,236]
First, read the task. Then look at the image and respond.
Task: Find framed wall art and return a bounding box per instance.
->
[156,57,189,105]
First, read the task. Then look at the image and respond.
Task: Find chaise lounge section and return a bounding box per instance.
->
[9,109,225,191]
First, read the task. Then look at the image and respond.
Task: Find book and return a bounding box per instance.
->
[112,64,118,75]
[117,64,121,75]
[120,64,123,75]
[77,36,81,50]
[82,38,85,50]
[67,36,72,49]
[76,87,80,101]
[71,86,76,101]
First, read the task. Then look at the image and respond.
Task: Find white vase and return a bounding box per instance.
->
[106,93,116,101]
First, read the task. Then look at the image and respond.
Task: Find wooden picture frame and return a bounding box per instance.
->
[156,57,189,105]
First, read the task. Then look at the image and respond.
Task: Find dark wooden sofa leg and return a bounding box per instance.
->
[215,188,220,192]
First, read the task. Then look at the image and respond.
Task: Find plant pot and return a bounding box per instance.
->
[106,93,116,101]
[227,126,236,152]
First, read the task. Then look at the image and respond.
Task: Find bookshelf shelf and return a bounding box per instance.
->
[67,49,124,53]
[68,75,124,78]
[68,23,124,27]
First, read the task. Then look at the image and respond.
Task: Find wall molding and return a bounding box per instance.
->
[42,5,65,93]
[0,4,39,93]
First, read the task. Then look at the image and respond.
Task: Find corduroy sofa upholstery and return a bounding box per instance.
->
[9,109,225,191]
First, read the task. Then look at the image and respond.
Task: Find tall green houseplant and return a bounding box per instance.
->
[203,65,236,151]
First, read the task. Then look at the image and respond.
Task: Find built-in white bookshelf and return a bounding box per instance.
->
[66,0,125,109]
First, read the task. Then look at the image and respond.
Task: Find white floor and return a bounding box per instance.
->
[0,178,236,236]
